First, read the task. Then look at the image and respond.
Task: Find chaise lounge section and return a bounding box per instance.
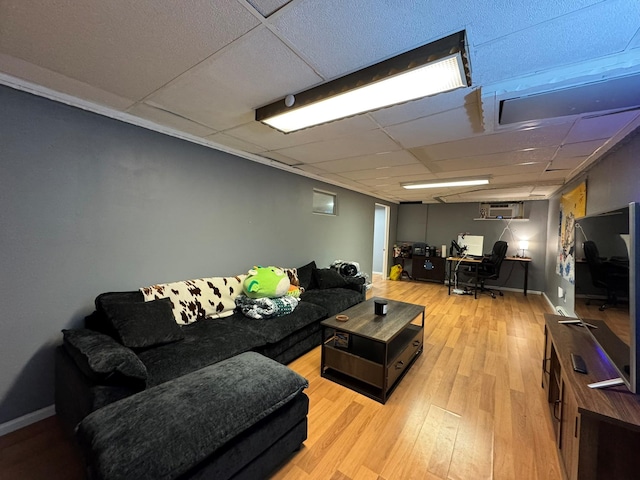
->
[76,352,309,480]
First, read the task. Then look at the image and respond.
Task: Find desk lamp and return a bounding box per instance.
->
[519,240,529,258]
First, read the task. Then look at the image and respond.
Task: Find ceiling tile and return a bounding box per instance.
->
[370,88,479,127]
[0,53,135,110]
[414,147,556,173]
[340,163,431,181]
[539,170,571,181]
[548,156,588,171]
[260,151,301,166]
[420,122,573,161]
[468,1,603,45]
[222,115,379,152]
[418,147,556,173]
[564,110,640,143]
[247,0,292,17]
[473,1,640,85]
[127,103,216,137]
[448,187,537,202]
[269,0,468,79]
[385,104,484,149]
[532,185,563,196]
[273,130,400,164]
[205,132,267,154]
[489,173,546,185]
[0,0,260,99]
[310,150,419,174]
[555,140,605,159]
[145,27,322,131]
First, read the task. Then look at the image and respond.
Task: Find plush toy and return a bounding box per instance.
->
[243,266,291,299]
[286,284,301,298]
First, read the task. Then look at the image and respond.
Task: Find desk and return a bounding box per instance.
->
[505,257,531,295]
[446,257,482,298]
[447,256,532,297]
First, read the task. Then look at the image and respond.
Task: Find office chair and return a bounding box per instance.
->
[583,240,629,311]
[459,240,508,298]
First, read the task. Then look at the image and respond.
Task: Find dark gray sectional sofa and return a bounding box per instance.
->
[55,261,365,479]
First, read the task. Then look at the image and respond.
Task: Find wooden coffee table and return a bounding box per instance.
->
[320,297,424,403]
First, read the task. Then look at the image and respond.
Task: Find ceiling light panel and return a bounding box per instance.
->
[257,31,470,132]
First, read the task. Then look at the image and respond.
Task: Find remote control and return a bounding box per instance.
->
[571,353,588,374]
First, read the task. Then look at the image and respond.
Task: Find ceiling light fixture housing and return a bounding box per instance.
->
[256,31,471,133]
[402,178,489,190]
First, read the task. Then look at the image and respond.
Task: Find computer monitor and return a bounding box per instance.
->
[458,235,484,257]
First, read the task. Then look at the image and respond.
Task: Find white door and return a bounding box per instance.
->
[373,204,390,280]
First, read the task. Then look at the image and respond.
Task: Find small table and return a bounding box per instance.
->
[320,298,424,404]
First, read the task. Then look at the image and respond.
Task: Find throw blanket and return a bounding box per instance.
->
[235,294,299,319]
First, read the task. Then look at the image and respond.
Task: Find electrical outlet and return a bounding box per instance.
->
[558,286,564,299]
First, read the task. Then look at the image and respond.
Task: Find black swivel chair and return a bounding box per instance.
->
[459,240,508,298]
[583,240,629,311]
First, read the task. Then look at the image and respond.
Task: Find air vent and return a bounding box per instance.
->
[499,74,640,124]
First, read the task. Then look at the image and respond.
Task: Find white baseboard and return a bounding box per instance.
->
[0,405,55,437]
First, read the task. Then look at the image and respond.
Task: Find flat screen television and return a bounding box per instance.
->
[573,202,639,392]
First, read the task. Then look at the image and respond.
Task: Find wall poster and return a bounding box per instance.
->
[556,182,587,284]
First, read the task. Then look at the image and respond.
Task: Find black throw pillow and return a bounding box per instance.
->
[296,261,318,291]
[102,298,184,349]
[62,329,147,389]
[313,268,348,289]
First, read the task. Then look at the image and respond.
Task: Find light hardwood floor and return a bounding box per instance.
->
[0,278,562,480]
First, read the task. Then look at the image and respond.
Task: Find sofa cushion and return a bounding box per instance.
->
[136,316,265,386]
[140,276,245,325]
[301,287,365,318]
[232,301,327,344]
[76,352,308,480]
[313,268,348,289]
[62,329,147,389]
[102,297,185,349]
[296,261,317,291]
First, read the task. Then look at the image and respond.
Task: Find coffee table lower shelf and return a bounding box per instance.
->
[321,323,423,403]
[321,348,423,403]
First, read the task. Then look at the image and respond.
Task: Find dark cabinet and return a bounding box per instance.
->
[411,255,445,283]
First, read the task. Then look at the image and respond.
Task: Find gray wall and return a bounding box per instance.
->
[0,85,397,424]
[396,201,549,292]
[544,128,640,312]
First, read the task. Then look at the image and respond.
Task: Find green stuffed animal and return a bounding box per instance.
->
[243,266,291,299]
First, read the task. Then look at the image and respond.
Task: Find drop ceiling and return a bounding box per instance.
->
[1,0,640,203]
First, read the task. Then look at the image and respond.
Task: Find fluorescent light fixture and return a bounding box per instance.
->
[256,31,470,133]
[402,178,489,190]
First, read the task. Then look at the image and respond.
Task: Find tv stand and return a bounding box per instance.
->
[543,314,640,480]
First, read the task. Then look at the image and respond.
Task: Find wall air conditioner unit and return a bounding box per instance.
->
[479,202,524,219]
